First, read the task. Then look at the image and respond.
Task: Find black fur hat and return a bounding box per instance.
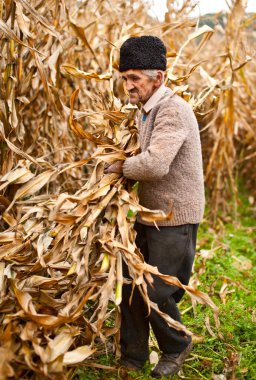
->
[119,36,167,72]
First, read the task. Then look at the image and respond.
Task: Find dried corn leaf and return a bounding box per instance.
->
[62,65,112,81]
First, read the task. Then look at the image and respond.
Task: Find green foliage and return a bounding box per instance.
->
[132,181,140,192]
[75,197,256,379]
[127,208,137,219]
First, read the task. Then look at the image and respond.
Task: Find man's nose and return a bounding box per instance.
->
[125,80,134,91]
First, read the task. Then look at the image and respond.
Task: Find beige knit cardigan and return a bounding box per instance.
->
[123,88,205,226]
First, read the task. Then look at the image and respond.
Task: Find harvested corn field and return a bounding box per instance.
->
[0,0,255,379]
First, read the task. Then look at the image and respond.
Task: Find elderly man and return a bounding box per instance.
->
[105,36,205,378]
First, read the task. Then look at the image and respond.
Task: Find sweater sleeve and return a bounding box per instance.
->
[123,103,189,181]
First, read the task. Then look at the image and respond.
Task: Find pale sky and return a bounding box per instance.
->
[149,0,256,20]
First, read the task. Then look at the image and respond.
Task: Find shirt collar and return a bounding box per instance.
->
[142,84,167,114]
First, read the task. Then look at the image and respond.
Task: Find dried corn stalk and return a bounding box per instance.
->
[0,93,218,380]
[0,81,219,378]
[0,0,255,378]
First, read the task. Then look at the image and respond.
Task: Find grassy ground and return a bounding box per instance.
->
[73,197,256,380]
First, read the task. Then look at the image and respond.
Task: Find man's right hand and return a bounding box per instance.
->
[104,161,124,174]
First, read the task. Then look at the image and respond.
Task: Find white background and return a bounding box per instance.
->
[149,0,256,20]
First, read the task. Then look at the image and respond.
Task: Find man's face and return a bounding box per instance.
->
[121,69,159,105]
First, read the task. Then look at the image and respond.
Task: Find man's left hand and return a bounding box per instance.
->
[104,161,124,174]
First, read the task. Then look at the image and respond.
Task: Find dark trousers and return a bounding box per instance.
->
[120,222,198,367]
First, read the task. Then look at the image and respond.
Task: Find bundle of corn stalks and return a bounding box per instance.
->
[0,0,255,378]
[0,85,218,378]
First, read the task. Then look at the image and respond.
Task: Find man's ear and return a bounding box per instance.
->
[156,71,164,86]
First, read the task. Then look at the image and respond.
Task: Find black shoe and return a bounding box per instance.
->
[151,342,193,378]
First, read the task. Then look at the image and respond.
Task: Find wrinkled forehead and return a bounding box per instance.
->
[121,69,146,80]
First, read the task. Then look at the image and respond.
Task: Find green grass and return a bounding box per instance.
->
[74,197,256,379]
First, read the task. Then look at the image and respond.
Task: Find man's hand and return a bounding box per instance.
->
[104,161,124,174]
